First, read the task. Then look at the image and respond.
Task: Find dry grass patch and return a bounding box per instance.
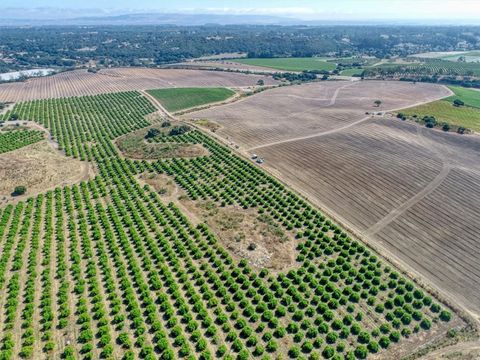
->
[116,125,208,160]
[191,119,221,132]
[0,141,93,206]
[181,199,297,271]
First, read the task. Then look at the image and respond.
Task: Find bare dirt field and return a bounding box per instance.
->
[185,80,480,320]
[0,68,277,102]
[185,80,452,149]
[173,60,281,73]
[0,140,94,206]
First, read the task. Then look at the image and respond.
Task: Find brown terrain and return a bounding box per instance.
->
[185,80,452,149]
[0,68,277,102]
[184,80,480,323]
[0,140,94,206]
[172,60,282,73]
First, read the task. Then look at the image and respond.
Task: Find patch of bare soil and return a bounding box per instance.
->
[0,140,94,206]
[191,119,221,132]
[136,172,297,271]
[191,205,294,269]
[190,200,297,271]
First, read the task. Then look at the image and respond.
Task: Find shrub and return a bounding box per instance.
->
[440,310,451,321]
[13,186,27,196]
[288,346,301,358]
[169,125,191,136]
[145,128,161,139]
[354,345,368,359]
[322,345,335,359]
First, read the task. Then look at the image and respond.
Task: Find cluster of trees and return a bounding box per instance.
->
[168,125,191,136]
[2,26,480,71]
[273,71,321,82]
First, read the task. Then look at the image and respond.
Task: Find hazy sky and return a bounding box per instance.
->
[2,0,480,20]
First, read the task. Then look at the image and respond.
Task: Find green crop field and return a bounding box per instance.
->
[402,100,480,132]
[447,86,480,108]
[340,68,364,76]
[0,90,456,359]
[147,87,235,113]
[233,57,337,72]
[0,129,44,154]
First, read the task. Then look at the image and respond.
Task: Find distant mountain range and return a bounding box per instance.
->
[0,9,478,26]
[1,12,305,26]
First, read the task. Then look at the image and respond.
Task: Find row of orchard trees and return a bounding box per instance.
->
[0,129,44,154]
[0,91,453,359]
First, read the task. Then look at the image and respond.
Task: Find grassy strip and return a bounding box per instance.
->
[401,100,480,132]
[233,57,337,72]
[446,86,480,108]
[340,68,364,76]
[147,87,235,112]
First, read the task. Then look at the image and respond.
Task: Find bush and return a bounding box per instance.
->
[368,341,379,353]
[288,346,301,358]
[442,123,450,132]
[379,336,390,349]
[145,128,160,139]
[161,120,171,128]
[322,345,335,358]
[169,125,191,136]
[440,310,452,322]
[423,116,437,128]
[13,185,27,196]
[354,345,368,359]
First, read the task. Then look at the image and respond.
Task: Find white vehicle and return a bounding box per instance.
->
[251,153,258,159]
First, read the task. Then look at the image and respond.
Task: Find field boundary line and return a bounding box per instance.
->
[364,163,451,237]
[247,115,371,151]
[248,81,453,152]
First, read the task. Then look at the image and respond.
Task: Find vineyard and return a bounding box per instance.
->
[368,59,480,77]
[0,129,44,154]
[0,89,462,360]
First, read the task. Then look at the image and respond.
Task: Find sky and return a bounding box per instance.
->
[1,0,480,21]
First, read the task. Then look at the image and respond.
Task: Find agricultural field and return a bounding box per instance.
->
[340,69,364,77]
[369,59,480,77]
[185,81,451,149]
[400,100,480,132]
[0,69,276,103]
[185,79,480,320]
[0,129,44,154]
[411,51,480,63]
[0,88,464,360]
[232,58,337,72]
[146,87,236,113]
[446,86,480,108]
